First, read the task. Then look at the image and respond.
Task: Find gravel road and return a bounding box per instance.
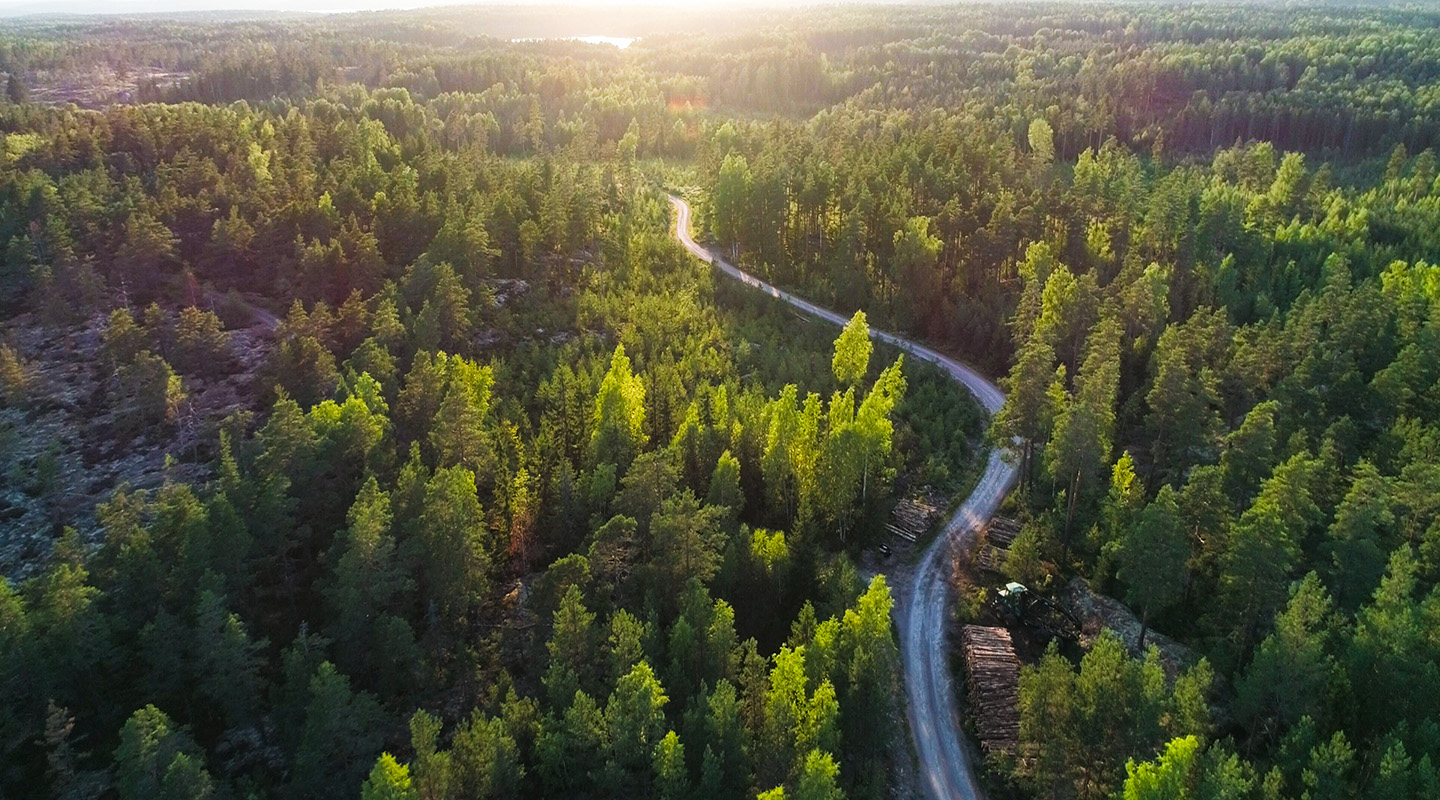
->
[669,194,1017,800]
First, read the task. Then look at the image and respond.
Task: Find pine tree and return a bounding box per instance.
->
[993,335,1058,488]
[449,713,522,799]
[713,153,752,255]
[417,466,491,628]
[1324,461,1394,611]
[407,710,452,800]
[192,589,266,729]
[536,690,604,796]
[115,211,179,300]
[890,217,943,327]
[1047,316,1121,553]
[592,345,648,471]
[1144,326,1220,482]
[114,706,207,800]
[1117,486,1189,648]
[602,661,669,795]
[430,357,494,472]
[1219,400,1279,507]
[544,585,596,707]
[650,491,724,601]
[6,74,27,104]
[1233,573,1336,743]
[652,731,689,800]
[292,662,386,800]
[322,477,411,672]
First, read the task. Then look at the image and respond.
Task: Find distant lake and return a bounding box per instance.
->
[512,35,636,49]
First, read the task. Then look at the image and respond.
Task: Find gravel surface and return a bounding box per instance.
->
[671,194,1017,800]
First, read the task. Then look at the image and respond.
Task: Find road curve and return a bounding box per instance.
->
[669,194,1018,800]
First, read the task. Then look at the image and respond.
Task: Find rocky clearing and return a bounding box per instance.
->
[0,308,274,581]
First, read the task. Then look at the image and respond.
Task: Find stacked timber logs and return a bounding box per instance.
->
[974,545,1004,574]
[986,516,1021,548]
[887,493,940,542]
[960,625,1020,753]
[975,516,1021,575]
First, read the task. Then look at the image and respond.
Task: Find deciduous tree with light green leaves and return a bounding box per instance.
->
[794,749,846,800]
[1121,735,1199,800]
[855,357,905,507]
[361,754,416,800]
[1029,117,1055,166]
[831,311,871,389]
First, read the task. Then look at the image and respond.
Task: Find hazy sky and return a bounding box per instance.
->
[0,0,751,16]
[0,0,467,14]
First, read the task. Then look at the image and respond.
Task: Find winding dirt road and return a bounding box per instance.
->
[670,194,1017,800]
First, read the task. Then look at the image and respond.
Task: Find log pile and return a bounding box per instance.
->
[973,516,1021,575]
[960,625,1021,753]
[974,545,1005,574]
[887,494,940,542]
[986,516,1022,548]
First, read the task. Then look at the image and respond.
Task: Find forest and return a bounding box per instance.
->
[2,2,1440,800]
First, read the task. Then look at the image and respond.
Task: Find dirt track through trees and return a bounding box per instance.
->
[670,194,1017,800]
